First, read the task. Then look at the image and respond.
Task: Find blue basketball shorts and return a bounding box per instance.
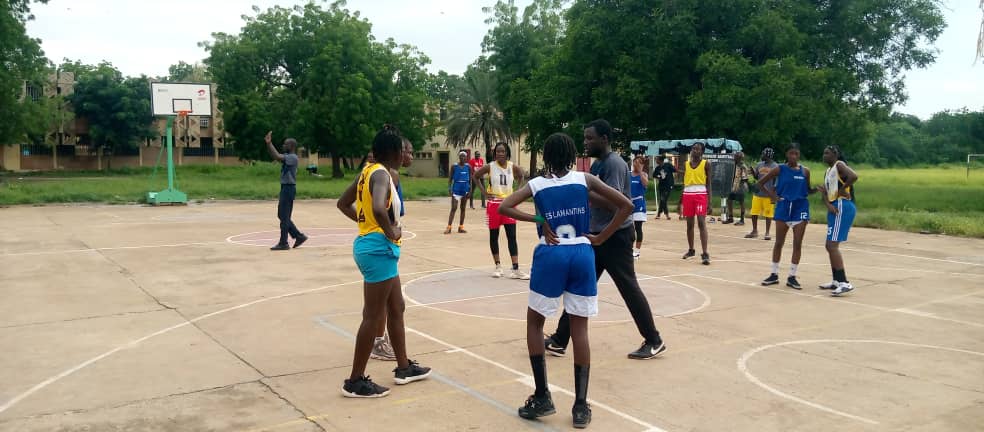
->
[827,199,856,242]
[529,243,597,318]
[774,198,810,225]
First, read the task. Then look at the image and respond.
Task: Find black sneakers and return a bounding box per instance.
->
[762,273,779,286]
[518,392,556,419]
[786,276,802,290]
[628,341,667,360]
[292,234,308,248]
[682,249,696,259]
[270,243,290,251]
[573,402,592,429]
[701,253,711,265]
[342,376,390,398]
[544,335,567,357]
[393,360,432,385]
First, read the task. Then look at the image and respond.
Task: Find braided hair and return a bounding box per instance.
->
[542,133,577,175]
[372,124,403,164]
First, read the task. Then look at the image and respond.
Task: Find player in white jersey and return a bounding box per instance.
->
[473,142,529,279]
[499,132,633,429]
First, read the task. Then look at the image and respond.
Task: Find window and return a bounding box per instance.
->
[25,84,42,102]
[199,118,210,129]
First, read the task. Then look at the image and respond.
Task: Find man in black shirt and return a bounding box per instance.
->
[653,156,676,220]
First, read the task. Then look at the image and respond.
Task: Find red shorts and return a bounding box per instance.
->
[486,200,516,229]
[681,192,708,217]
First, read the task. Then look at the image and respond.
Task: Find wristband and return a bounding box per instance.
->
[533,215,546,225]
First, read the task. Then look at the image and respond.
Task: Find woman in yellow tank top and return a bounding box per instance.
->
[680,142,712,264]
[337,125,431,398]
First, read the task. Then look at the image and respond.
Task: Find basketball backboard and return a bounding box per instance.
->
[151,82,212,117]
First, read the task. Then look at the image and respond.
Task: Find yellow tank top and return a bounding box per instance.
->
[356,163,401,245]
[488,161,514,199]
[684,159,707,187]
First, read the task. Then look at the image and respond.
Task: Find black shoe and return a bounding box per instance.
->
[292,234,308,248]
[682,249,696,259]
[701,253,711,265]
[722,219,733,224]
[270,243,290,251]
[393,360,432,385]
[786,276,802,290]
[544,335,567,357]
[762,273,779,286]
[342,376,390,398]
[628,341,666,360]
[518,392,556,419]
[573,402,592,429]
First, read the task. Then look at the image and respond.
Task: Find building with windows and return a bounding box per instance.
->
[1,73,241,171]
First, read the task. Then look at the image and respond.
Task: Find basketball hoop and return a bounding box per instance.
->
[177,110,191,118]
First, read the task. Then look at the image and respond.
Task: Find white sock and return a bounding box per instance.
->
[634,248,640,254]
[790,264,799,276]
[770,262,779,274]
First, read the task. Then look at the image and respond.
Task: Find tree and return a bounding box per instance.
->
[69,62,155,166]
[167,61,209,82]
[482,0,565,173]
[443,69,513,158]
[522,0,945,157]
[204,2,436,177]
[0,0,49,145]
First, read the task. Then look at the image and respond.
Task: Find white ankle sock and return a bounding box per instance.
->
[790,264,799,276]
[770,262,779,274]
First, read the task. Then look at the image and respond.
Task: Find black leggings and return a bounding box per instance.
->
[657,187,671,217]
[634,221,644,243]
[489,224,518,257]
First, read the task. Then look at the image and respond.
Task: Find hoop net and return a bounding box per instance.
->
[177,110,191,118]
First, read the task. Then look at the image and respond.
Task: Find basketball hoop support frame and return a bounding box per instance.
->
[147,113,188,205]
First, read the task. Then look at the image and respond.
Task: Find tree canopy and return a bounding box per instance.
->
[480,0,947,161]
[204,2,436,177]
[0,0,49,145]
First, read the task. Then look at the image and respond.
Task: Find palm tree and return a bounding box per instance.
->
[444,70,513,158]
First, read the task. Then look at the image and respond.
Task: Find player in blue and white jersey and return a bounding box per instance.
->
[498,132,633,429]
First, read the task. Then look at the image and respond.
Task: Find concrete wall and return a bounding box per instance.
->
[1,145,21,171]
[18,147,245,171]
[406,133,533,178]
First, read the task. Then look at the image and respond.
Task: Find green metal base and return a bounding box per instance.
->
[147,189,187,205]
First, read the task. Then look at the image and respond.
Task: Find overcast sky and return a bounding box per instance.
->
[25,0,983,119]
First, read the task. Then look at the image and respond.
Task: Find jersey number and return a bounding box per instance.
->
[499,174,508,186]
[556,224,576,239]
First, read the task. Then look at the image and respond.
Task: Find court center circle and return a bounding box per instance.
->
[404,269,709,322]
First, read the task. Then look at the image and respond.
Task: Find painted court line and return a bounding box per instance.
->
[0,241,229,257]
[738,339,984,425]
[313,316,561,432]
[648,227,984,267]
[0,268,456,416]
[405,327,667,432]
[675,274,984,329]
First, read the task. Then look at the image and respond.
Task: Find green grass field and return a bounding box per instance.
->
[2,162,983,237]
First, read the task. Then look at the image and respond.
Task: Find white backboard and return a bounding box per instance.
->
[151,82,213,116]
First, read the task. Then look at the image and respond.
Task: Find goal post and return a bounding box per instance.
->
[968,154,984,179]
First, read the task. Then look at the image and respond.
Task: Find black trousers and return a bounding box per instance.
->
[278,184,302,245]
[551,226,662,346]
[657,187,672,216]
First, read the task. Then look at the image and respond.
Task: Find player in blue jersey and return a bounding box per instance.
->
[499,132,633,429]
[756,143,817,289]
[445,151,473,234]
[630,155,649,259]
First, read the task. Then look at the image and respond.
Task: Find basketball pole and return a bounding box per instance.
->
[147,114,188,205]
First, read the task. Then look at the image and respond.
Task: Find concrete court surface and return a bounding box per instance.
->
[0,198,982,432]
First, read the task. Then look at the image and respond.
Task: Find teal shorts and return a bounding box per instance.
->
[353,233,400,283]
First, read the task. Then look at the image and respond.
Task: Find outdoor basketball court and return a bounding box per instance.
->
[1,199,982,431]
